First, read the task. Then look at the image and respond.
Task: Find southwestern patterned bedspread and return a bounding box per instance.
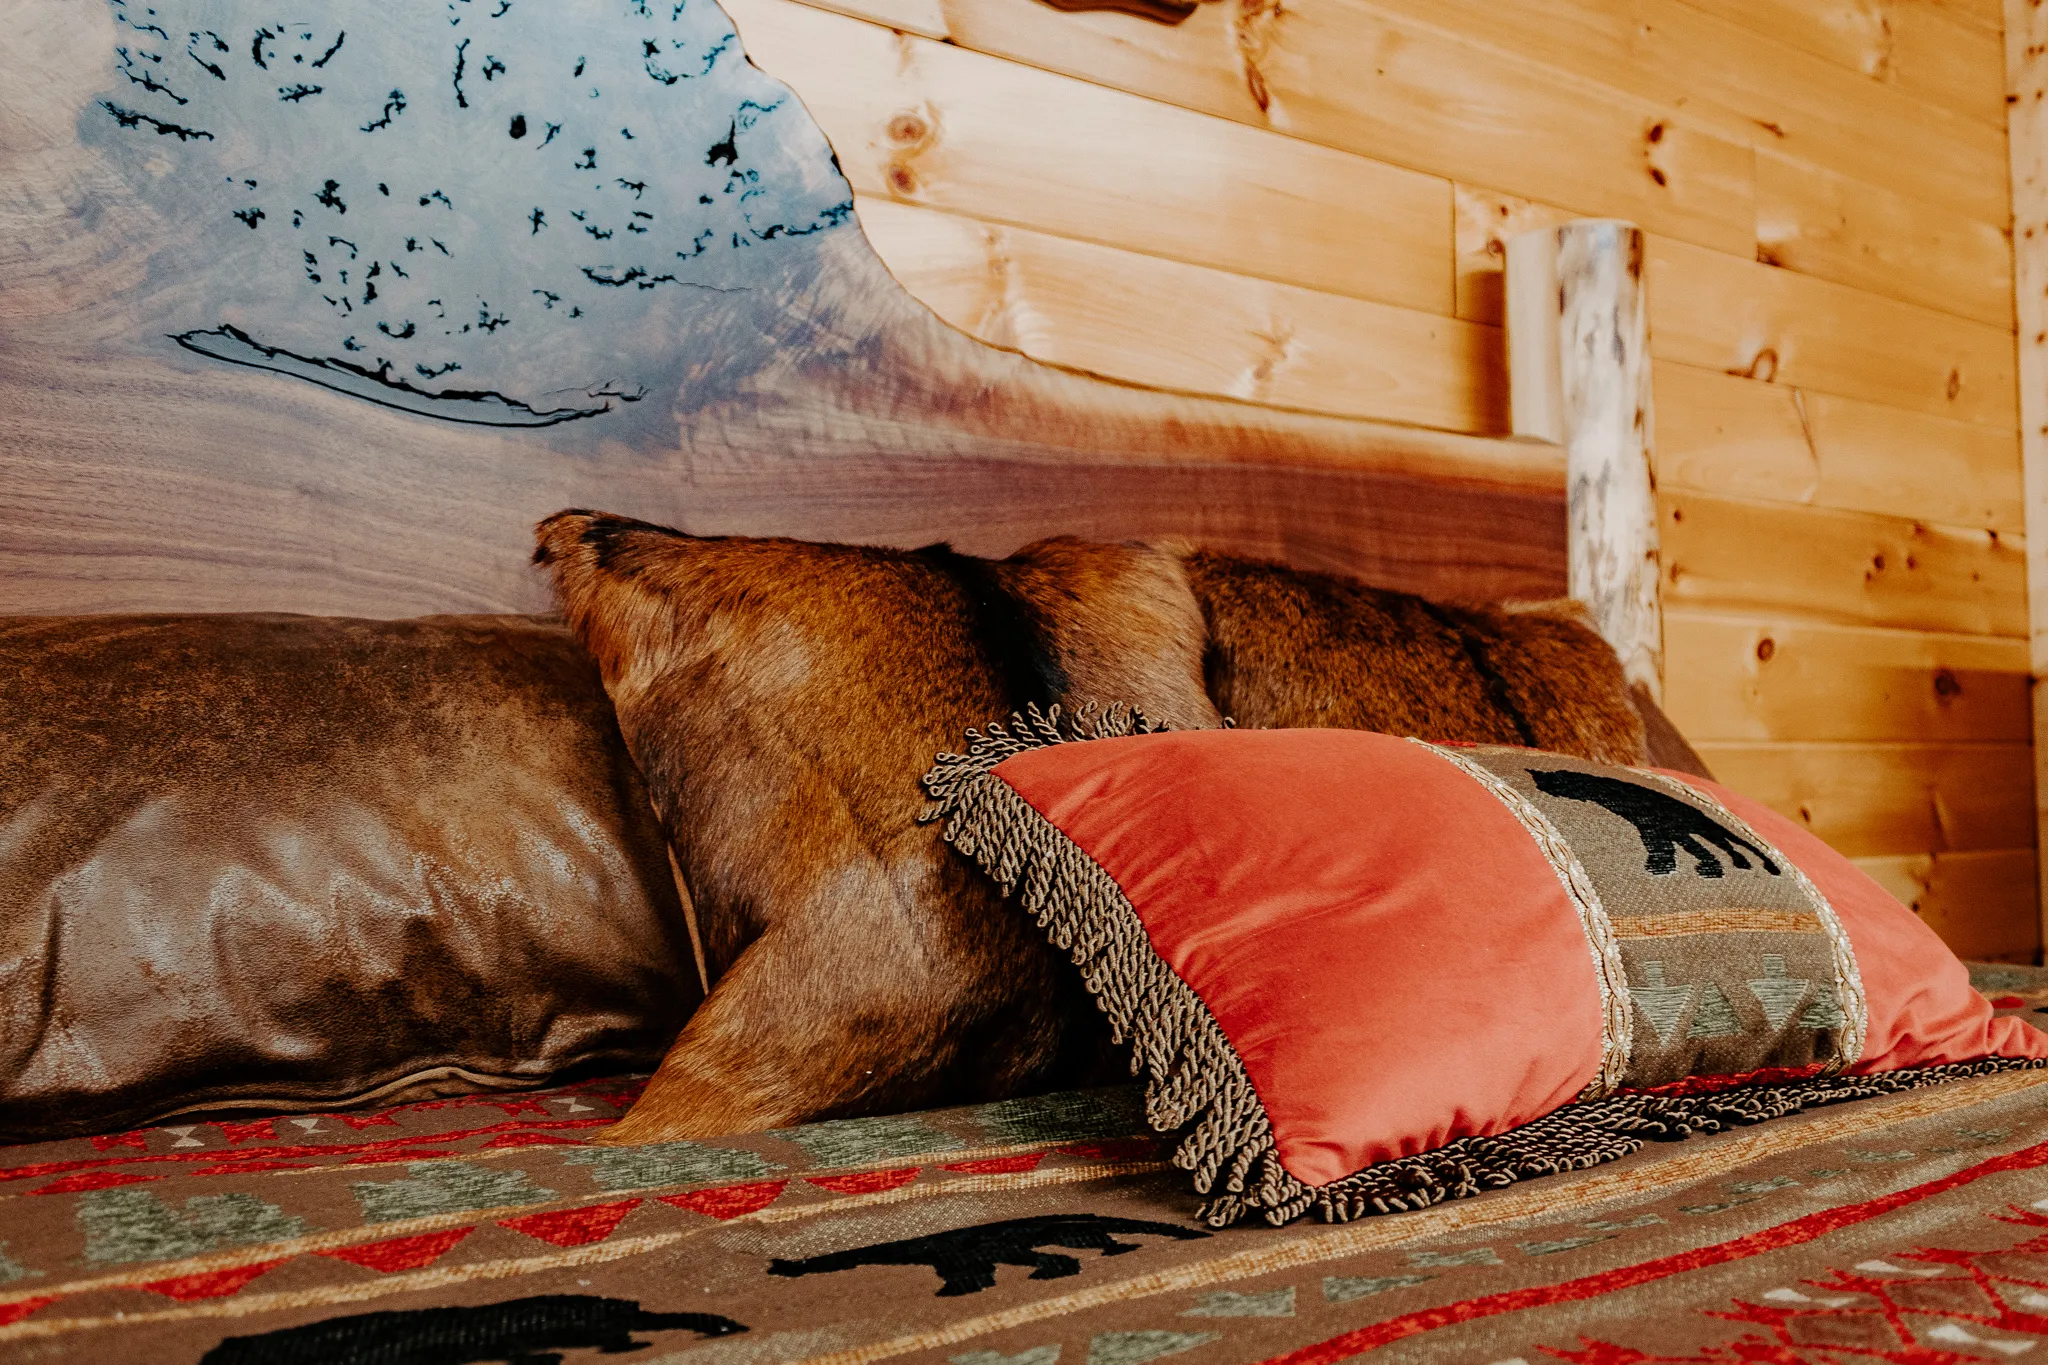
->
[8,968,2048,1365]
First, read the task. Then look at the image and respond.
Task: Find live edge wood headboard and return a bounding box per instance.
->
[0,2,1624,628]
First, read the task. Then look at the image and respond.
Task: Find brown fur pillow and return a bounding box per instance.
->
[533,513,1219,1143]
[1182,550,1650,765]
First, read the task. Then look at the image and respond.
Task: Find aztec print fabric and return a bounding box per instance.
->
[923,713,2048,1227]
[2,971,2048,1363]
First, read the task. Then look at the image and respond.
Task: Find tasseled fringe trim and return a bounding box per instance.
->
[921,706,2047,1229]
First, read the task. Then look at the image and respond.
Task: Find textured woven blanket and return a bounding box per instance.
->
[7,966,2048,1364]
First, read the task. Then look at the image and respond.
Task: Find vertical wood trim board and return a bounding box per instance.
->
[1507,220,1664,699]
[2004,0,2048,956]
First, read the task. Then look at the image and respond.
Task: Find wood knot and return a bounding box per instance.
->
[1732,349,1778,382]
[885,161,920,196]
[1946,368,1962,401]
[1755,638,1774,662]
[1933,668,1962,700]
[886,111,930,145]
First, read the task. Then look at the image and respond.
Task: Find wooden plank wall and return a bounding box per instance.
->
[720,0,2038,960]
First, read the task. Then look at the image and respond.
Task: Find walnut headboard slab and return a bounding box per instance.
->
[0,4,1561,618]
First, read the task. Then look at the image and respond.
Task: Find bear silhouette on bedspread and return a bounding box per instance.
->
[1529,768,1780,880]
[199,1293,745,1365]
[767,1213,1211,1296]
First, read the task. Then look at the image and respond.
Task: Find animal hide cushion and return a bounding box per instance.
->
[532,514,1222,1144]
[925,713,2048,1226]
[1182,551,1650,765]
[0,614,698,1141]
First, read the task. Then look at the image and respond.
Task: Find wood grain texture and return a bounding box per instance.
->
[1753,149,2013,329]
[845,0,1761,258]
[1647,236,2018,427]
[1854,849,2039,962]
[1661,494,2027,638]
[856,196,1507,433]
[1690,0,2008,127]
[1663,611,2031,744]
[1695,741,2037,857]
[1654,362,2025,533]
[0,0,1564,620]
[1360,0,2007,225]
[1547,220,1663,696]
[2006,0,2048,955]
[727,0,1456,315]
[1459,187,1580,329]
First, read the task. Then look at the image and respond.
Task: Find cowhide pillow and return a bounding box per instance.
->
[1182,551,1660,768]
[533,515,1223,1144]
[0,613,698,1141]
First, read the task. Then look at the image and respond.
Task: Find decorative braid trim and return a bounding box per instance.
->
[1631,769,1871,1073]
[921,705,1297,1218]
[1411,739,1633,1099]
[1260,1057,2043,1227]
[922,712,2038,1229]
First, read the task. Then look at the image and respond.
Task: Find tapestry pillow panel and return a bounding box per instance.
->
[923,711,2048,1227]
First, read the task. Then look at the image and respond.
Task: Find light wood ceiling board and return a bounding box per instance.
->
[729,0,1456,315]
[857,197,1506,434]
[869,0,1759,256]
[1660,493,2028,637]
[1662,610,2031,744]
[1654,363,2024,532]
[1754,150,2013,329]
[1686,0,2007,128]
[1854,848,2039,961]
[1694,740,2037,856]
[1648,236,2018,427]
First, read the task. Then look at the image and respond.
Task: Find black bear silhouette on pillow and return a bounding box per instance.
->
[1528,769,1780,879]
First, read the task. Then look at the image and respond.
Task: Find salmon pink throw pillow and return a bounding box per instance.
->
[923,709,2048,1227]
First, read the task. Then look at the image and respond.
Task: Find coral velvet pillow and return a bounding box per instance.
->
[925,713,2048,1227]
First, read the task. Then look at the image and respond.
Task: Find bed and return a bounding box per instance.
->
[3,968,2047,1364]
[3,3,2035,1362]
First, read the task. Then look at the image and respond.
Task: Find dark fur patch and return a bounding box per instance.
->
[1183,551,1646,764]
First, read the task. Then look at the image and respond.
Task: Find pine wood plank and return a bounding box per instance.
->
[727,0,1456,315]
[1754,149,2013,329]
[793,0,948,38]
[1653,362,2025,533]
[857,197,1506,433]
[1663,611,2031,744]
[1853,849,2039,961]
[2005,0,2048,953]
[1456,186,1578,327]
[825,0,1761,258]
[1358,0,2007,224]
[1458,182,2012,372]
[1647,236,2018,427]
[1695,741,2037,857]
[1689,0,2007,128]
[1660,493,2028,637]
[1945,0,2005,32]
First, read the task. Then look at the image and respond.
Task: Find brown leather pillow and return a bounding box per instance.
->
[532,514,1220,1144]
[0,613,698,1142]
[1182,550,1652,765]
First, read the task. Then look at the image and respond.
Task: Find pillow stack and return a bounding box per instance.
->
[530,513,1652,1144]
